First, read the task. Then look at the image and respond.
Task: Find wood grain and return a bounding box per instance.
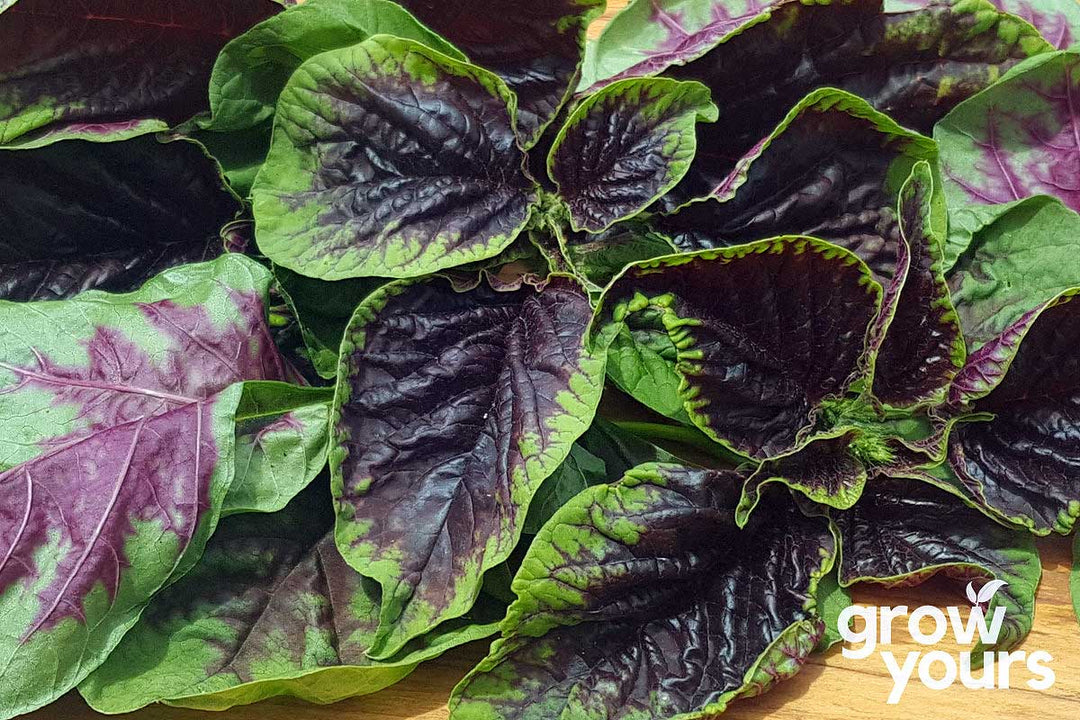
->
[27,0,1080,718]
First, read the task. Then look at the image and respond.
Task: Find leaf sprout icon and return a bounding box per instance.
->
[966,579,1008,611]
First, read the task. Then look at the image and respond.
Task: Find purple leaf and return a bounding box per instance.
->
[450,464,836,720]
[949,291,1080,535]
[0,0,280,144]
[595,238,882,459]
[397,0,605,145]
[653,89,939,281]
[548,78,717,232]
[833,475,1039,650]
[0,255,287,718]
[0,134,241,301]
[331,274,604,658]
[868,162,965,407]
[579,0,785,94]
[661,0,1048,206]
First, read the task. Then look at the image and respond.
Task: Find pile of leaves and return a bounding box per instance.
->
[1,0,1079,718]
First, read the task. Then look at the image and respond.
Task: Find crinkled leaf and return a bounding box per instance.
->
[450,463,836,720]
[578,0,785,93]
[833,475,1040,651]
[662,0,1048,206]
[223,381,334,516]
[206,0,462,132]
[548,78,717,232]
[79,483,501,713]
[331,275,604,658]
[252,35,537,280]
[867,162,964,407]
[595,238,882,459]
[936,49,1080,216]
[654,89,940,282]
[737,430,867,526]
[0,255,288,718]
[949,292,1080,535]
[948,195,1080,367]
[0,0,279,144]
[398,0,605,145]
[0,134,240,300]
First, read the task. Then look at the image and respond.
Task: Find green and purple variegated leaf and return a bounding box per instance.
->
[578,0,786,94]
[595,238,882,460]
[206,0,463,132]
[889,0,1080,47]
[252,35,538,281]
[0,255,289,719]
[936,49,1080,217]
[0,0,280,144]
[223,381,334,516]
[736,430,868,526]
[833,475,1040,651]
[867,162,964,408]
[0,134,241,301]
[988,0,1080,48]
[79,484,502,713]
[948,196,1080,371]
[331,274,604,658]
[548,78,717,232]
[397,0,605,145]
[450,463,836,720]
[948,291,1080,535]
[654,89,941,282]
[661,0,1048,205]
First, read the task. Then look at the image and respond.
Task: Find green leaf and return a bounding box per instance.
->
[522,444,607,535]
[814,568,853,652]
[252,35,538,280]
[948,195,1080,353]
[223,381,334,516]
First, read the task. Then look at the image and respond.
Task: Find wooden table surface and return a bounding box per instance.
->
[28,1,1080,718]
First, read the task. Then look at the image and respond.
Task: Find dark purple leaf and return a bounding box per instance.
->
[397,0,604,144]
[833,475,1040,650]
[450,464,836,720]
[595,238,881,459]
[331,274,604,658]
[736,430,867,525]
[548,77,717,232]
[0,0,280,144]
[868,162,965,407]
[0,134,240,300]
[949,291,1080,534]
[662,0,1048,206]
[252,35,538,280]
[653,89,938,282]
